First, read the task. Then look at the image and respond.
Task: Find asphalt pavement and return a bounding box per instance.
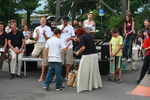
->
[0,60,150,100]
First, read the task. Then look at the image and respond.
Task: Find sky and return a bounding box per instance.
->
[18,0,47,14]
[35,0,47,11]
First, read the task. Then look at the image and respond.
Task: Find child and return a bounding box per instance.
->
[137,30,150,84]
[43,28,71,90]
[109,28,123,82]
[134,30,143,59]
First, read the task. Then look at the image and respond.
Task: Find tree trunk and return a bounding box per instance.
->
[72,0,77,21]
[27,11,31,26]
[56,0,61,23]
[121,0,128,17]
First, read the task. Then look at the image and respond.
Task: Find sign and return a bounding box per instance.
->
[99,9,104,16]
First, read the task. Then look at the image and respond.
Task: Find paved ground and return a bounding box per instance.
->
[0,60,150,100]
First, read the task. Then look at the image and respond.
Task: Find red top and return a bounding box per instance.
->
[143,37,150,56]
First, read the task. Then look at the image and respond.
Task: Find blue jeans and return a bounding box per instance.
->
[43,62,63,89]
[123,36,134,59]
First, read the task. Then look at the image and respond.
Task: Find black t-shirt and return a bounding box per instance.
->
[79,33,97,55]
[0,32,7,46]
[7,31,24,49]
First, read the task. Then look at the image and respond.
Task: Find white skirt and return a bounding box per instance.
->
[77,54,103,93]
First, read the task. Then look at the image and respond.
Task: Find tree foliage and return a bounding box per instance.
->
[18,0,40,25]
[134,2,150,32]
[0,0,20,25]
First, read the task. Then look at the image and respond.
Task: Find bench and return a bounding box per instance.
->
[21,57,42,77]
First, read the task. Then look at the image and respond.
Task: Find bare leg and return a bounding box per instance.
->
[111,73,116,81]
[65,64,71,79]
[118,68,122,80]
[38,66,47,82]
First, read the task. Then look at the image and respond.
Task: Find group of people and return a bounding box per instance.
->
[109,11,150,84]
[0,10,150,93]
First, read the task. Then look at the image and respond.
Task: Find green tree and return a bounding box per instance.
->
[134,2,150,32]
[130,0,149,13]
[0,0,20,25]
[19,0,40,26]
[45,0,56,15]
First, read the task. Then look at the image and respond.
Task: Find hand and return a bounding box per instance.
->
[43,30,46,35]
[73,38,79,41]
[66,38,71,42]
[36,29,40,35]
[68,42,71,46]
[110,53,113,57]
[75,51,79,55]
[46,56,48,62]
[123,33,127,37]
[17,50,22,54]
[19,48,23,52]
[14,49,19,54]
[110,53,115,57]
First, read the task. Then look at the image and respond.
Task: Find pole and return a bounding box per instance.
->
[128,0,130,11]
[101,16,103,29]
[56,0,61,22]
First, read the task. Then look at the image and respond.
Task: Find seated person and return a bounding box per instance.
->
[7,24,25,79]
[0,21,7,70]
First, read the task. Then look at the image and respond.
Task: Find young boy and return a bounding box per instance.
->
[134,30,143,59]
[43,28,71,90]
[109,28,123,82]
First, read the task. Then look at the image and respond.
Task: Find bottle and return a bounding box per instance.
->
[122,61,126,71]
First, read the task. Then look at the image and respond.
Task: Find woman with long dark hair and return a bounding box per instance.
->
[122,15,135,62]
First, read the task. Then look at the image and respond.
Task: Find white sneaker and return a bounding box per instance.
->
[127,58,131,62]
[122,58,127,61]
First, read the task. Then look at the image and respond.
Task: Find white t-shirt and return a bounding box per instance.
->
[83,20,96,31]
[45,37,66,62]
[23,31,30,38]
[57,24,75,49]
[5,26,11,33]
[33,25,53,42]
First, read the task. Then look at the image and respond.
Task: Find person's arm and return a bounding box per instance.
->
[33,29,40,41]
[66,26,75,42]
[113,44,123,56]
[141,39,143,48]
[45,48,49,61]
[43,30,50,40]
[63,42,71,52]
[144,46,150,51]
[20,39,25,51]
[109,44,113,57]
[143,39,150,51]
[8,40,18,54]
[83,20,87,27]
[75,35,86,55]
[93,21,96,27]
[112,36,123,56]
[66,36,76,42]
[3,39,7,50]
[126,22,135,35]
[124,23,126,35]
[75,46,85,55]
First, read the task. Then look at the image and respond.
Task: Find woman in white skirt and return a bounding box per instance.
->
[75,27,103,93]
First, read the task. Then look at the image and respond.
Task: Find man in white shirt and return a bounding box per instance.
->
[43,28,71,90]
[57,16,75,80]
[32,16,53,82]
